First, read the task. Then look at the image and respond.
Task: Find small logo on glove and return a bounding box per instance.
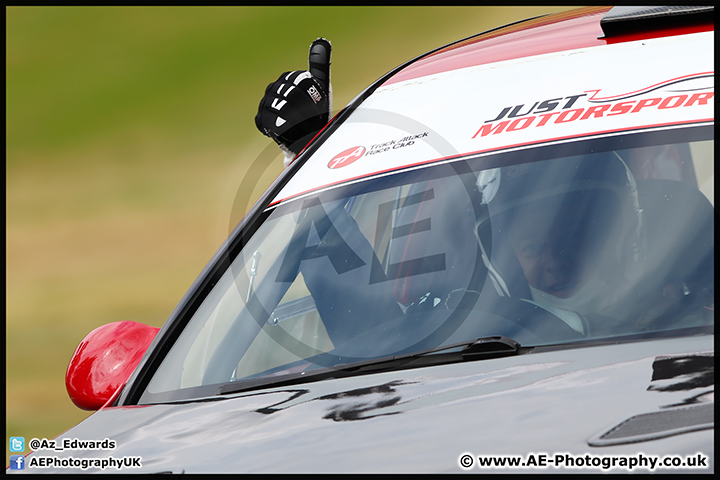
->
[307,85,322,104]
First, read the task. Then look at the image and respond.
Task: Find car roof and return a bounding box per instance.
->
[382,6,713,87]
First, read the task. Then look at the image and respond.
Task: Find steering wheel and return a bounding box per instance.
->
[319,290,585,362]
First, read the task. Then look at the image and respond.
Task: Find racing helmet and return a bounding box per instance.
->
[474,152,643,316]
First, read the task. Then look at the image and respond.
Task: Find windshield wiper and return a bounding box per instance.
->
[217,336,526,396]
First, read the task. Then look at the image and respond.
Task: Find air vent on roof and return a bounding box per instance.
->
[588,402,714,446]
[600,6,714,38]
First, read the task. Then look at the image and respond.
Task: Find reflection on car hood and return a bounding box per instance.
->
[34,336,713,473]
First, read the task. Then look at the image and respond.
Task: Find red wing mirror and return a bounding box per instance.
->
[65,321,160,410]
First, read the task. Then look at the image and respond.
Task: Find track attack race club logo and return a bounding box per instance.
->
[328,132,429,169]
[472,73,714,140]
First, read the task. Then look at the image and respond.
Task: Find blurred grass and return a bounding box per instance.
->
[6,6,577,465]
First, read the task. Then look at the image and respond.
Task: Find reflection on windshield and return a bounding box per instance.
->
[141,133,714,403]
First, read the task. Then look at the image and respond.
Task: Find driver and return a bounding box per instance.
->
[253,38,704,338]
[473,155,643,334]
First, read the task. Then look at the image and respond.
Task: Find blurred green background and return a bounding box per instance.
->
[6,6,576,465]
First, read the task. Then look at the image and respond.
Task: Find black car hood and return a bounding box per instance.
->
[23,335,714,473]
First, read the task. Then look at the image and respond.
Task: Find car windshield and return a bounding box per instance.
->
[140,127,713,403]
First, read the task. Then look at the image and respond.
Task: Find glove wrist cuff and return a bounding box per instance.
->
[279,144,296,167]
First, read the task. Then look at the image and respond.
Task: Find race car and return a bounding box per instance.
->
[17,5,714,473]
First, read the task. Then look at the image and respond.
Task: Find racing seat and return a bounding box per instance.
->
[637,179,714,286]
[632,178,714,327]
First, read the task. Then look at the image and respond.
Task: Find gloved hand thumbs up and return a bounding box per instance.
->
[255,38,333,161]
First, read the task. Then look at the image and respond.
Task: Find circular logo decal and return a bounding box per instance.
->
[328,146,365,169]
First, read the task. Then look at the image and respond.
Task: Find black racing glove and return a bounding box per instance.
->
[255,38,332,161]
